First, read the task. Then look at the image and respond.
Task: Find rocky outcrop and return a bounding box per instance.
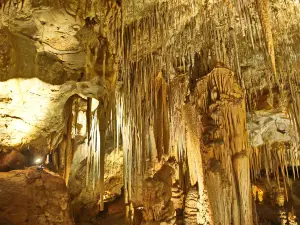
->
[247,111,294,147]
[0,168,74,225]
[0,150,25,171]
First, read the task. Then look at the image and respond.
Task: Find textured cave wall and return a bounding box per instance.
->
[0,0,116,151]
[0,168,74,225]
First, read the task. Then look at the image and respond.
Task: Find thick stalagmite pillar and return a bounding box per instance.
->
[192,68,253,225]
[206,159,232,225]
[233,151,253,225]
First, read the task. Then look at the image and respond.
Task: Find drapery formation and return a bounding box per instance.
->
[117,64,254,224]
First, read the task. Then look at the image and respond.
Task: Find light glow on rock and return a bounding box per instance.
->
[0,77,102,148]
[35,158,42,164]
[0,78,55,146]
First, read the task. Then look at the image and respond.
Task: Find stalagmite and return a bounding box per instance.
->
[233,151,253,225]
[192,68,253,225]
[206,159,232,225]
[184,188,199,224]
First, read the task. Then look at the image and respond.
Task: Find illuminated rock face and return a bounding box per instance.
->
[0,4,84,149]
[247,111,294,147]
[0,168,74,225]
[0,1,112,151]
[0,77,105,150]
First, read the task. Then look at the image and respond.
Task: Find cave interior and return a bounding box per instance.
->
[1,0,300,225]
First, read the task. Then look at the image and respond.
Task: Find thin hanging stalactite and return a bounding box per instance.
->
[97,102,107,211]
[63,97,75,186]
[86,97,92,145]
[256,0,278,85]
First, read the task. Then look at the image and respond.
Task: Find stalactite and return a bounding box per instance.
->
[102,52,106,80]
[0,0,5,10]
[64,97,75,186]
[59,137,66,176]
[86,97,92,144]
[48,132,56,154]
[256,0,278,84]
[83,102,108,212]
[7,0,11,11]
[113,0,300,224]
[248,140,300,208]
[97,104,106,211]
[3,0,300,224]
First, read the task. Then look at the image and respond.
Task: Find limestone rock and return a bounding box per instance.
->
[0,168,74,225]
[247,111,294,147]
[0,1,111,151]
[0,150,25,171]
[0,0,300,224]
[184,188,198,225]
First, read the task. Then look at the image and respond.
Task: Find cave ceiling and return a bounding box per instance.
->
[0,0,299,158]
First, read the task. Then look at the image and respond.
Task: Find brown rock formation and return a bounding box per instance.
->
[142,165,175,224]
[0,150,25,171]
[0,168,74,225]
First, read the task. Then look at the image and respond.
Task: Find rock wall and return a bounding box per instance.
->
[0,150,25,171]
[0,168,74,225]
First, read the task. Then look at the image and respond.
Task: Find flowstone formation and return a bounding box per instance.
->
[0,0,300,225]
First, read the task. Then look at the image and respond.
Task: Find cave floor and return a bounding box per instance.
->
[97,212,125,225]
[77,211,125,225]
